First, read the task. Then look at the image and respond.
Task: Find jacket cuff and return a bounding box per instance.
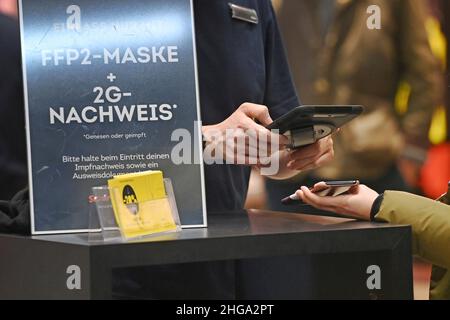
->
[370,193,384,222]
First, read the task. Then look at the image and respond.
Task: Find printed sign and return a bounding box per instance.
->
[19,0,206,234]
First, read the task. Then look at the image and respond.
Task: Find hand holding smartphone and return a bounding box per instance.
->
[267,105,364,149]
[281,180,360,205]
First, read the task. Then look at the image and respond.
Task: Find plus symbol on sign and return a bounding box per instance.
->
[107,73,116,82]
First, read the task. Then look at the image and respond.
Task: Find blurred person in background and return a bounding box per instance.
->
[420,0,450,200]
[266,0,444,211]
[0,2,28,199]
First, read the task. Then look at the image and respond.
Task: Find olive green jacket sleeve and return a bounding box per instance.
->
[375,191,450,269]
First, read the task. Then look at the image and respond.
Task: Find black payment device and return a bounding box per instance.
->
[267,105,364,149]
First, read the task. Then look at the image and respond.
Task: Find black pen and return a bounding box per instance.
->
[281,192,301,205]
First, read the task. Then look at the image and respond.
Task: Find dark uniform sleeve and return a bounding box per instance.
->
[0,189,30,235]
[262,2,299,119]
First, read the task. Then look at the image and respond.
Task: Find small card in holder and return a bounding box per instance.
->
[229,3,258,24]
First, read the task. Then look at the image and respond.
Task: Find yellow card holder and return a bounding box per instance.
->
[92,177,181,242]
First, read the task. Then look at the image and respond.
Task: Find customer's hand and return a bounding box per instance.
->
[202,103,288,165]
[295,182,379,220]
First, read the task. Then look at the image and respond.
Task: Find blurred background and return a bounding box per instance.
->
[247,0,450,300]
[0,0,26,201]
[0,0,448,300]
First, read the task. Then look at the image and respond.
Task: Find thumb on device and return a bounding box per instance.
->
[241,103,273,127]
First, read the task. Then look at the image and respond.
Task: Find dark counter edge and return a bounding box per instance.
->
[0,215,413,268]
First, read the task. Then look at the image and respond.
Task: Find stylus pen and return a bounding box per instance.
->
[281,193,301,205]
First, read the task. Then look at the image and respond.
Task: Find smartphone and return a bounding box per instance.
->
[281,180,360,205]
[313,180,360,197]
[267,105,364,149]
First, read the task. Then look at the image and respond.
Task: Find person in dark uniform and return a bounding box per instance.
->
[0,13,27,200]
[112,0,334,299]
[1,0,334,299]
